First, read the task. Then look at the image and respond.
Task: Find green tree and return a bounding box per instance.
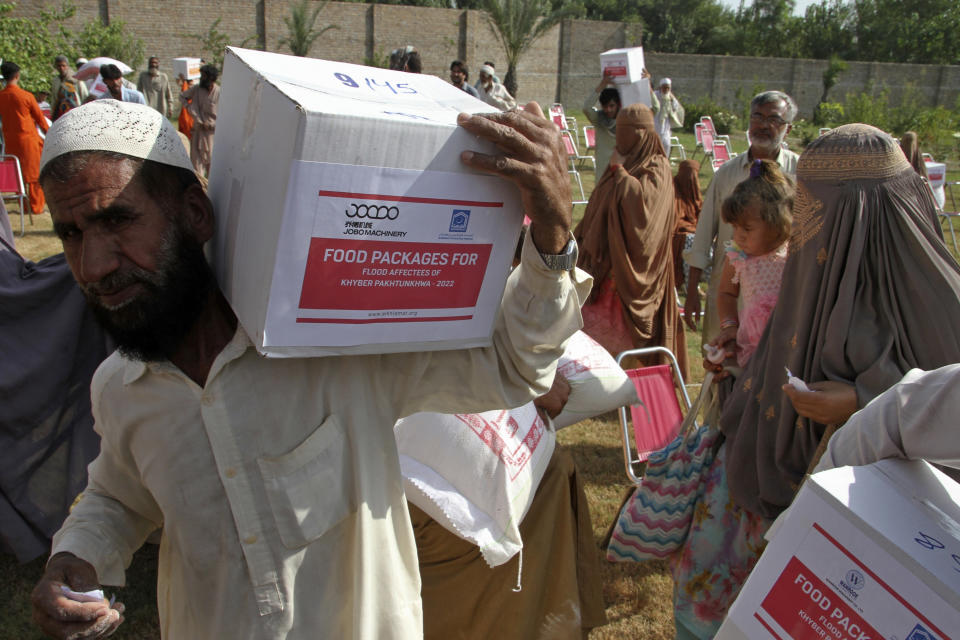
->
[280,0,338,57]
[480,0,579,97]
[73,17,145,72]
[854,0,960,65]
[0,1,74,93]
[798,0,855,60]
[635,0,737,54]
[818,54,847,104]
[732,0,802,58]
[184,18,257,70]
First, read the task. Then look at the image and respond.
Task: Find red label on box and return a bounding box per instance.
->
[603,64,627,76]
[298,238,491,310]
[761,557,881,640]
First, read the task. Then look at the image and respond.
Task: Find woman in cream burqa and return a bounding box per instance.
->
[574,103,687,376]
[672,124,960,638]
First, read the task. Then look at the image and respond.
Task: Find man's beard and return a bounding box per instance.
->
[750,128,787,155]
[82,223,213,362]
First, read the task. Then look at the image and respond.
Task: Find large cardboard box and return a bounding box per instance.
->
[172,57,201,80]
[600,47,645,85]
[207,47,524,357]
[717,459,960,640]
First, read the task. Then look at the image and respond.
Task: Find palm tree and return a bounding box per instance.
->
[280,0,338,57]
[480,0,579,98]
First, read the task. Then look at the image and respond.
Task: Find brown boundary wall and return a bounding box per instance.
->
[10,1,959,117]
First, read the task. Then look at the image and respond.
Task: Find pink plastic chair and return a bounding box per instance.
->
[698,127,715,163]
[616,346,693,484]
[0,155,29,235]
[700,115,717,137]
[711,140,731,171]
[583,125,596,150]
[549,103,568,130]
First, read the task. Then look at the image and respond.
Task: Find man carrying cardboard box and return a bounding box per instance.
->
[29,100,589,639]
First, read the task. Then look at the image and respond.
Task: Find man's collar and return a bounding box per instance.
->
[120,324,254,386]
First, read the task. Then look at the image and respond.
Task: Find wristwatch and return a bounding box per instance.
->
[538,238,577,271]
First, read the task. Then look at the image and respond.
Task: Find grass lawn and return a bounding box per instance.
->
[2,111,959,638]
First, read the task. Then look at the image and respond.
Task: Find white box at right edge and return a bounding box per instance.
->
[717,459,960,640]
[207,47,523,358]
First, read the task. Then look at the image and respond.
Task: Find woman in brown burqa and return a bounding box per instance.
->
[574,103,687,376]
[672,159,702,292]
[899,130,928,180]
[671,124,960,639]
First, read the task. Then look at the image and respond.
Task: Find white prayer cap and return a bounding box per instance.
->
[660,77,672,87]
[39,99,194,175]
[479,64,495,77]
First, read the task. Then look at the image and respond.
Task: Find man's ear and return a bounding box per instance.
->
[182,183,215,244]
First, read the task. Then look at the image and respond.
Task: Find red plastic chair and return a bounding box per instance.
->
[711,140,732,171]
[616,346,693,484]
[0,155,29,235]
[697,127,715,163]
[583,125,596,150]
[700,115,717,137]
[549,103,568,131]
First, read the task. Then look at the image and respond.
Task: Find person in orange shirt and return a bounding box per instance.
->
[177,75,194,140]
[0,61,49,215]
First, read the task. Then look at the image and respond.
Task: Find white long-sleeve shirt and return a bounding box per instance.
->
[814,365,960,473]
[51,233,591,639]
[477,81,516,111]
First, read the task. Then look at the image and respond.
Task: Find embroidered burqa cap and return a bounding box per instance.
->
[39,99,194,174]
[720,123,960,518]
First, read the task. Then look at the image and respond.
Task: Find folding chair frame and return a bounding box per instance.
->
[668,135,686,161]
[561,131,592,205]
[615,346,693,485]
[0,154,29,236]
[933,179,960,255]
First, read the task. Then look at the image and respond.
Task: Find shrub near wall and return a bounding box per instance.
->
[682,95,740,134]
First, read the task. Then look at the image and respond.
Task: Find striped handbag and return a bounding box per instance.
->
[606,372,720,561]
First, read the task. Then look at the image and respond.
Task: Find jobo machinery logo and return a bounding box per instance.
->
[346,203,400,220]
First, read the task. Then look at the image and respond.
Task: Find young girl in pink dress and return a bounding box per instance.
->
[708,159,794,368]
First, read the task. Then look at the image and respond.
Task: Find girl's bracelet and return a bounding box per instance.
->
[719,318,739,330]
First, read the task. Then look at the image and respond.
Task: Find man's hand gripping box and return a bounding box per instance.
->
[208,47,524,357]
[717,459,960,640]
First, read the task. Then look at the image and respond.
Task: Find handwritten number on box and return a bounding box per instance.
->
[333,72,417,95]
[366,78,397,94]
[914,530,960,573]
[335,73,358,88]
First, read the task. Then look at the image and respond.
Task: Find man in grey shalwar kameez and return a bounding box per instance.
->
[0,235,110,562]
